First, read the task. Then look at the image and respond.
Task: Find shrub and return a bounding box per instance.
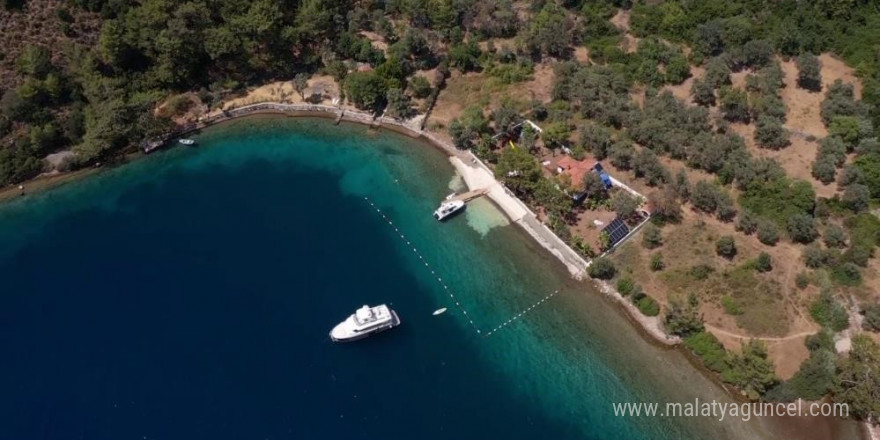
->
[721,296,743,315]
[716,197,737,222]
[704,56,731,88]
[616,276,635,296]
[588,257,616,279]
[650,253,665,271]
[636,295,660,317]
[665,297,704,337]
[795,272,810,289]
[691,78,715,106]
[609,141,635,170]
[810,289,850,331]
[796,53,822,91]
[755,116,789,149]
[843,183,871,213]
[689,264,714,280]
[757,220,779,245]
[684,331,728,373]
[786,349,837,401]
[863,303,880,332]
[811,157,837,184]
[755,252,772,272]
[611,191,640,220]
[802,244,829,268]
[721,340,777,400]
[408,76,432,99]
[719,86,751,122]
[642,223,662,249]
[736,210,758,235]
[832,262,862,286]
[647,186,682,222]
[787,213,819,244]
[716,236,737,258]
[823,225,848,248]
[578,123,613,159]
[691,181,719,213]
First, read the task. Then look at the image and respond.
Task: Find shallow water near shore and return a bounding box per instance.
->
[0,116,862,439]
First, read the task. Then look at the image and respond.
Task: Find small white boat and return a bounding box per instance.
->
[330,304,400,342]
[432,308,447,316]
[433,200,465,221]
[178,138,196,146]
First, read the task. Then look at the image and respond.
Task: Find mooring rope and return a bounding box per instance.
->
[363,196,561,339]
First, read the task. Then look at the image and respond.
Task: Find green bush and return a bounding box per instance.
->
[720,340,778,400]
[809,289,850,332]
[408,76,432,99]
[642,223,663,249]
[636,295,660,317]
[689,264,714,280]
[684,331,728,373]
[863,303,880,332]
[616,276,635,296]
[786,349,836,401]
[755,252,772,272]
[721,296,743,315]
[650,253,665,271]
[787,213,819,244]
[831,262,862,286]
[757,220,780,245]
[588,257,616,280]
[802,244,829,268]
[664,295,704,337]
[823,224,848,248]
[716,236,737,258]
[795,272,810,289]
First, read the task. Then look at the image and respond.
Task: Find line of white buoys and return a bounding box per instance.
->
[364,196,483,335]
[483,290,560,338]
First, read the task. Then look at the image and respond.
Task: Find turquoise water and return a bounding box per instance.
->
[0,117,841,439]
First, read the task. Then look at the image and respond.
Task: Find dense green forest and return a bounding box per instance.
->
[1,0,880,185]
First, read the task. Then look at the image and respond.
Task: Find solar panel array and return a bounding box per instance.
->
[602,217,630,246]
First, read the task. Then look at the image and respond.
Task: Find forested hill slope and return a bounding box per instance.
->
[0,0,879,186]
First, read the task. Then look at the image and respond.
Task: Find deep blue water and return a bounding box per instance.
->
[0,117,806,440]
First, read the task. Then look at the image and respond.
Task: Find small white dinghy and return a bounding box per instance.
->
[432,308,447,316]
[179,138,196,146]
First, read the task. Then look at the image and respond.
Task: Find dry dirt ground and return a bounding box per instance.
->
[611,206,820,378]
[428,63,555,130]
[359,30,389,52]
[219,75,340,111]
[610,9,640,54]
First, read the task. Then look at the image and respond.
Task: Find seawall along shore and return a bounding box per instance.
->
[200,102,592,280]
[197,103,682,347]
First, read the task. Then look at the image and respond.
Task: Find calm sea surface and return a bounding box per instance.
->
[0,117,859,440]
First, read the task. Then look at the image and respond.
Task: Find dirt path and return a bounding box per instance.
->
[705,324,815,342]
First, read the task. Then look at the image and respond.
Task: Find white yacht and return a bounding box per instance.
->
[178,138,196,146]
[330,304,400,342]
[433,199,465,221]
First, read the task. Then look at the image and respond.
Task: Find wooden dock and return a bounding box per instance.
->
[448,188,489,202]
